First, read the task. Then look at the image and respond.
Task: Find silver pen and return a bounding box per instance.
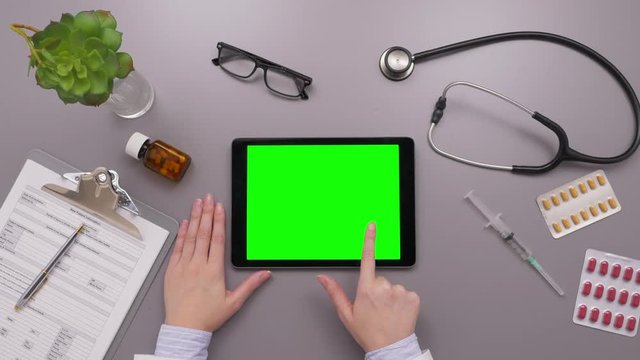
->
[14,223,85,311]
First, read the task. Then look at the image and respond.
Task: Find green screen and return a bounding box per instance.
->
[246,144,401,260]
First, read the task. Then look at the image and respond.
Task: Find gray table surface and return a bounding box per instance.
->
[3,0,640,359]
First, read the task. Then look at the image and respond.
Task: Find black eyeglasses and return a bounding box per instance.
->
[212,42,312,100]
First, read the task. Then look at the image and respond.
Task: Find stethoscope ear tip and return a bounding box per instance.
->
[380,46,414,81]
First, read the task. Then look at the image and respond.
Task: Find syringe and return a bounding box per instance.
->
[464,190,565,296]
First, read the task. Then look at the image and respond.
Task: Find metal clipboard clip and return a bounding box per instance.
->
[41,167,143,240]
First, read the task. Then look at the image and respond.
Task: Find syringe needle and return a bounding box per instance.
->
[528,257,565,296]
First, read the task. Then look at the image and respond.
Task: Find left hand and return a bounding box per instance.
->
[163,194,272,332]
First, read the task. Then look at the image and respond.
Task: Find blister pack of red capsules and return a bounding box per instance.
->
[573,249,640,336]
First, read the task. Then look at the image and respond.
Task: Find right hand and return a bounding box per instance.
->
[317,222,421,352]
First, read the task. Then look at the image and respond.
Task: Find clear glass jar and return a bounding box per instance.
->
[105,71,155,119]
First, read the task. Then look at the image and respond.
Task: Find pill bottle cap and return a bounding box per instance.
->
[126,132,150,159]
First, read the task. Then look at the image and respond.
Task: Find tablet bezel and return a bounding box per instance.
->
[231,137,415,267]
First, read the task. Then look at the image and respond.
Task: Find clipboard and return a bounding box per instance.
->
[2,149,179,359]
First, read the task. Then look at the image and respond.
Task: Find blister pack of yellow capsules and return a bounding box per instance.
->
[537,170,621,239]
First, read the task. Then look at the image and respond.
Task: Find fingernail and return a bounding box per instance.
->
[181,219,188,226]
[262,270,272,279]
[216,203,224,212]
[194,198,202,207]
[205,193,213,203]
[368,222,376,230]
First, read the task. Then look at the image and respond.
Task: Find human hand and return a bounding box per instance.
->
[163,194,272,332]
[317,222,420,352]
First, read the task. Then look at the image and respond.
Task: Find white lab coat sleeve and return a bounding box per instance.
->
[132,350,435,360]
[411,349,434,360]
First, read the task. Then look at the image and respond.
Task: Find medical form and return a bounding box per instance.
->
[0,160,169,359]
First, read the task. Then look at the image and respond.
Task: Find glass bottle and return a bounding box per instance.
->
[125,132,191,181]
[105,71,155,119]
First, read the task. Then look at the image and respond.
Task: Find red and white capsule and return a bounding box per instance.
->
[631,293,640,308]
[611,264,621,278]
[599,261,609,276]
[589,307,600,322]
[582,281,592,296]
[602,310,612,326]
[619,290,629,305]
[627,316,637,332]
[624,266,634,281]
[614,314,625,329]
[607,287,617,302]
[586,257,597,272]
[577,305,588,320]
[594,284,605,299]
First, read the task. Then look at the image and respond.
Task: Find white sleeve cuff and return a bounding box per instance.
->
[154,324,212,360]
[413,349,434,360]
[364,333,423,360]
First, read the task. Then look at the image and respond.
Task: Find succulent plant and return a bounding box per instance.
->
[11,10,134,106]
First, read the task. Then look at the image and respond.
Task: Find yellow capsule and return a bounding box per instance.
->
[597,174,606,186]
[580,209,589,221]
[598,201,608,213]
[571,214,580,225]
[552,223,563,233]
[590,206,599,217]
[579,182,588,193]
[587,179,597,190]
[562,218,571,229]
[551,195,561,206]
[569,186,578,198]
[607,197,618,209]
[541,199,551,210]
[560,191,570,202]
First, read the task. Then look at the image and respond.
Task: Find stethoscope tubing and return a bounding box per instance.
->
[419,31,640,173]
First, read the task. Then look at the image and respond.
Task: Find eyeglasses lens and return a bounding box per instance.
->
[218,47,256,78]
[265,67,304,97]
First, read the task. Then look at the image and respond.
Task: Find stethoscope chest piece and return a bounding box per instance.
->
[380,46,414,81]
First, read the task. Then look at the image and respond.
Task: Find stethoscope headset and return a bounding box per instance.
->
[379,31,640,174]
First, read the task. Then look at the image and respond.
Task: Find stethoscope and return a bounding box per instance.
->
[380,31,640,174]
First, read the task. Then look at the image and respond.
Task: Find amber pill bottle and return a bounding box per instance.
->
[125,132,191,181]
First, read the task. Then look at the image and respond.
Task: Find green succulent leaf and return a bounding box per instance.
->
[35,68,59,89]
[103,50,119,78]
[73,59,87,79]
[88,69,108,95]
[56,62,73,76]
[56,87,79,104]
[40,49,56,64]
[85,49,105,71]
[95,10,117,30]
[84,37,107,57]
[101,28,122,51]
[59,74,75,91]
[32,22,70,48]
[71,77,91,97]
[80,92,110,106]
[16,10,133,107]
[74,11,101,37]
[115,52,134,79]
[60,13,74,26]
[68,29,84,51]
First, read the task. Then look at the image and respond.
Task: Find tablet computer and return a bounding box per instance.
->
[231,137,415,267]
